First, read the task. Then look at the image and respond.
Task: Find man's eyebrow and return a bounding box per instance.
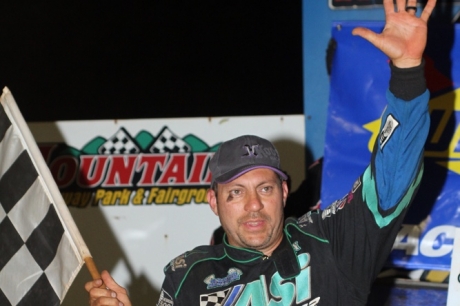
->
[256,179,279,188]
[220,183,244,191]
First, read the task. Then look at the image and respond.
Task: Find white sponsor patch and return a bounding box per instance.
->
[379,114,399,150]
[157,289,174,306]
[352,177,361,193]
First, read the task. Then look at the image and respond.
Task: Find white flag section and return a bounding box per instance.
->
[0,87,90,305]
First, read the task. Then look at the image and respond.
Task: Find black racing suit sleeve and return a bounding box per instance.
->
[317,61,430,299]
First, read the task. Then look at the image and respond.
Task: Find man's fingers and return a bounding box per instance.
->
[351,27,380,47]
[99,270,130,305]
[90,296,123,306]
[420,0,437,22]
[395,0,405,12]
[405,0,418,15]
[85,271,129,305]
[88,287,124,306]
[90,287,115,298]
[85,278,103,292]
[406,0,418,9]
[383,0,395,15]
[101,270,126,293]
[351,27,368,37]
[405,6,417,16]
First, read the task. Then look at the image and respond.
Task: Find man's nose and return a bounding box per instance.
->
[245,191,264,212]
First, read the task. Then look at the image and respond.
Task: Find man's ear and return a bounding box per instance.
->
[207,189,219,216]
[282,181,289,208]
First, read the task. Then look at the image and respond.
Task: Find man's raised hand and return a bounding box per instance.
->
[352,0,436,68]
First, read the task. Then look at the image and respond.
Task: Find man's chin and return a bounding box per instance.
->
[240,236,271,250]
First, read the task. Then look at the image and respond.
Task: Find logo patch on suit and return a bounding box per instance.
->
[199,253,315,305]
[379,114,399,150]
[157,289,174,306]
[167,250,203,272]
[204,268,243,289]
[169,253,187,271]
[292,241,302,251]
[200,284,245,306]
[352,177,361,193]
[298,211,314,228]
[322,194,348,219]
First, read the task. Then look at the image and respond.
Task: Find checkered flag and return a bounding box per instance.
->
[150,127,190,153]
[0,88,94,305]
[200,288,230,306]
[98,127,140,154]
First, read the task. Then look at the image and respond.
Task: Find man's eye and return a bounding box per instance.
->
[230,190,241,195]
[261,186,273,192]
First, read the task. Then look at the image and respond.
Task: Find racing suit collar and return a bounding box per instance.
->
[223,234,265,263]
[271,234,301,279]
[222,233,301,279]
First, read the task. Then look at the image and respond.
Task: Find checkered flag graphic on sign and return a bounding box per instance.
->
[149,127,190,153]
[0,88,86,305]
[200,288,230,306]
[98,127,140,154]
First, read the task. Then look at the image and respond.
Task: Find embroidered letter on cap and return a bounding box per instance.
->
[242,144,259,157]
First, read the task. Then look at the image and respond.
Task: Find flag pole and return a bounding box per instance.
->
[84,257,102,280]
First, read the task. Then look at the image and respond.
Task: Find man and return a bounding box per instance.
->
[85,0,436,304]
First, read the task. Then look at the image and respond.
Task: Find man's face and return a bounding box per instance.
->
[207,168,288,256]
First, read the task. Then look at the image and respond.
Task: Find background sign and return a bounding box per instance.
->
[28,115,306,305]
[330,0,460,9]
[330,0,385,8]
[323,22,460,270]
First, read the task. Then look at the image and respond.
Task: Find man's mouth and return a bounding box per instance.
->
[242,219,265,230]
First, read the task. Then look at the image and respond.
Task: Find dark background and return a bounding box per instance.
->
[0,1,303,122]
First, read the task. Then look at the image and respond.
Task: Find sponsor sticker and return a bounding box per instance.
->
[157,289,174,306]
[352,177,361,193]
[298,211,314,228]
[200,287,232,306]
[322,194,349,219]
[204,268,243,289]
[169,253,187,272]
[292,241,302,252]
[379,114,399,150]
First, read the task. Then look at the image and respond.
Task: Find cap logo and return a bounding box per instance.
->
[242,144,259,157]
[209,135,287,184]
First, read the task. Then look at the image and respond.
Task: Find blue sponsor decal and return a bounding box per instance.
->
[204,268,243,290]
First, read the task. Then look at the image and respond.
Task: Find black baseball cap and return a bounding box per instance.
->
[209,135,288,186]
